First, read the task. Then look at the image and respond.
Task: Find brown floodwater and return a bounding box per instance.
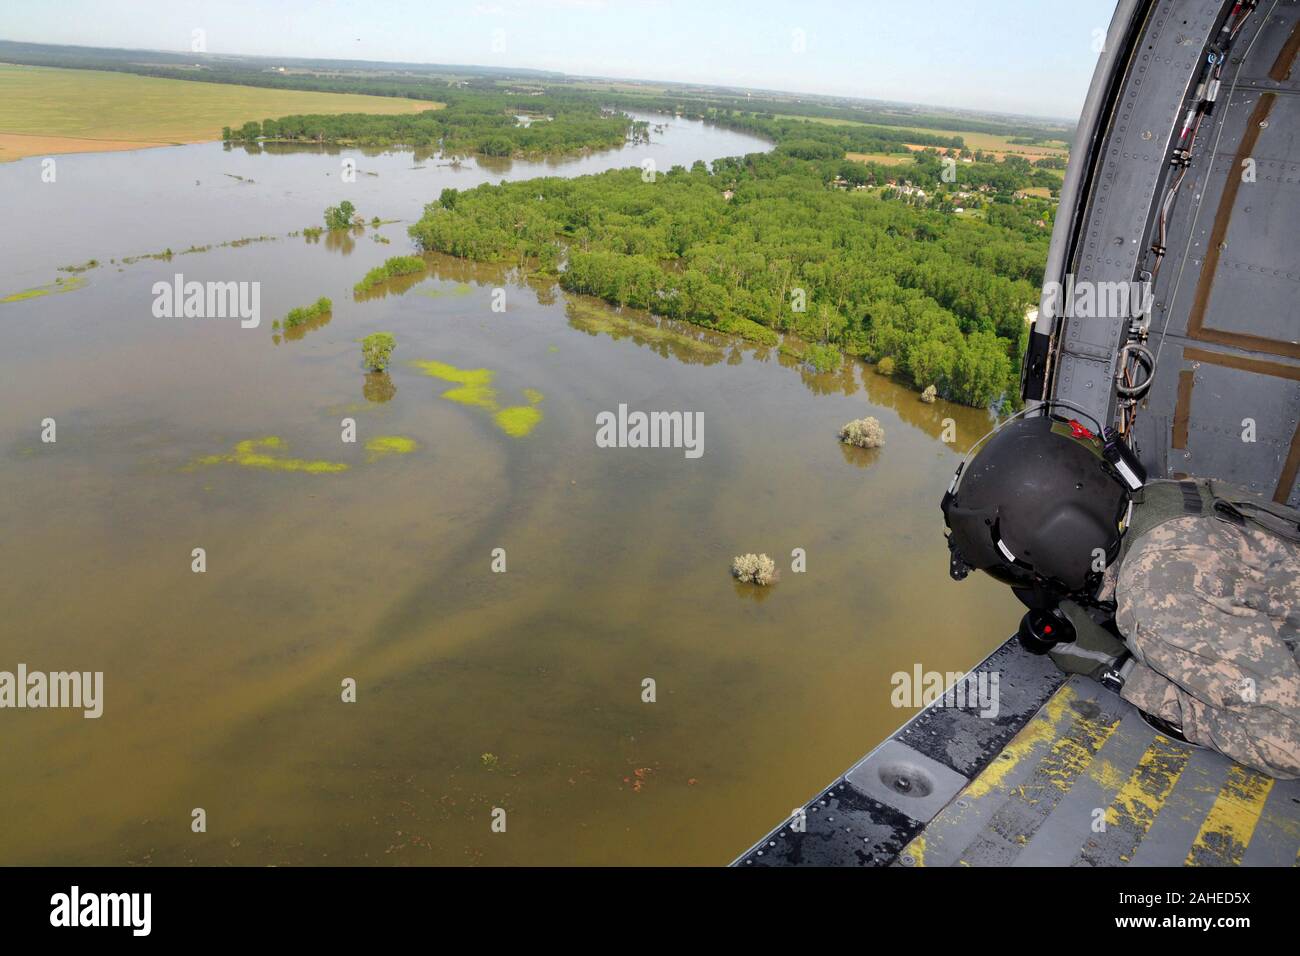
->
[0,117,1018,865]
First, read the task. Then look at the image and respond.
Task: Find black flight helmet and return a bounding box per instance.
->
[941,413,1130,606]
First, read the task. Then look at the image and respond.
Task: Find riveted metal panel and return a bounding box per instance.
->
[1139,5,1300,506]
[1053,0,1226,428]
[1170,358,1300,496]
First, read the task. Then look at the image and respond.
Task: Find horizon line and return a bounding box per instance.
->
[0,37,1082,127]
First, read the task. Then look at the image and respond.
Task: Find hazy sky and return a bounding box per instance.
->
[2,0,1121,118]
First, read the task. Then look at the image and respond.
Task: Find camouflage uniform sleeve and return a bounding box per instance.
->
[1115,515,1300,779]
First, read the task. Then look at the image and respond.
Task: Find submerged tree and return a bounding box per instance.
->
[324,200,357,231]
[361,332,396,372]
[839,417,885,449]
[354,255,426,294]
[281,297,332,330]
[731,553,777,586]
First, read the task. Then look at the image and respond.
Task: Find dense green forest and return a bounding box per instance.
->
[411,135,1051,407]
[222,96,637,157]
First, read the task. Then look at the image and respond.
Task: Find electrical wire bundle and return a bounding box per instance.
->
[1115,0,1259,438]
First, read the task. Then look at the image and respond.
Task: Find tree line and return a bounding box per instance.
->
[222,97,633,158]
[411,144,1048,407]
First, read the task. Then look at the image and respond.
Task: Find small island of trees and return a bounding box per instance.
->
[361,332,396,372]
[222,94,634,159]
[274,297,332,331]
[354,255,426,294]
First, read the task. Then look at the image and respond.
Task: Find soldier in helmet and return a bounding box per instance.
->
[941,411,1300,779]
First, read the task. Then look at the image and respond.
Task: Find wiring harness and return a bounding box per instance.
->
[1116,0,1258,438]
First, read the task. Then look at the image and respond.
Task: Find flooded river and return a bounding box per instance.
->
[0,115,1018,865]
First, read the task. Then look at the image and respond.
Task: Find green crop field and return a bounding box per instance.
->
[0,63,439,161]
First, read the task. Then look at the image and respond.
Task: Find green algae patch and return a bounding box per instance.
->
[411,359,543,437]
[365,435,418,461]
[414,282,474,299]
[193,437,348,474]
[494,405,543,437]
[2,275,88,304]
[412,360,499,409]
[59,259,100,274]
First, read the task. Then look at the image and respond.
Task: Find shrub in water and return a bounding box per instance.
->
[362,332,396,372]
[839,417,885,449]
[354,255,426,294]
[324,200,356,231]
[731,553,777,586]
[282,297,332,329]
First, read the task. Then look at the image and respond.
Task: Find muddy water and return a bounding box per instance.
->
[0,118,1018,865]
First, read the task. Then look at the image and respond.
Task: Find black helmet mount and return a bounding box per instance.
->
[941,407,1134,611]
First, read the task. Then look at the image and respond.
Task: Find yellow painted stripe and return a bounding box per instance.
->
[905,835,926,868]
[963,684,1080,801]
[900,685,1079,865]
[900,683,1130,867]
[1026,694,1120,800]
[1185,765,1274,866]
[1100,734,1189,863]
[961,686,1119,863]
[957,691,1119,862]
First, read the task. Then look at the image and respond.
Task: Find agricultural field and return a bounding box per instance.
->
[901,126,1069,158]
[776,112,1071,160]
[0,63,439,161]
[844,151,915,166]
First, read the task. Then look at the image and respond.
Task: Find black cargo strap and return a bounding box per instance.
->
[1223,499,1300,544]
